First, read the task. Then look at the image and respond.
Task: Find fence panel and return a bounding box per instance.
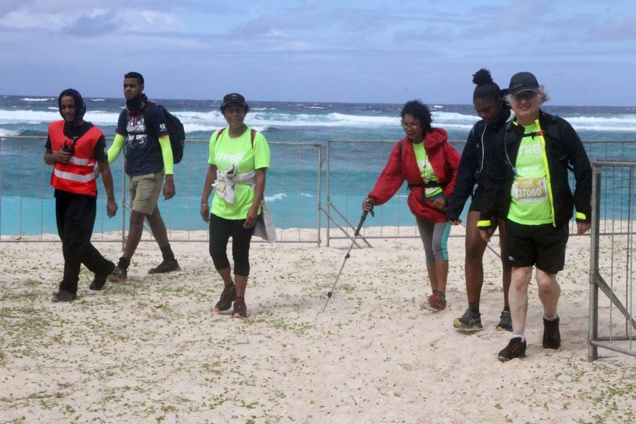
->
[323,140,636,246]
[588,160,636,361]
[0,137,322,245]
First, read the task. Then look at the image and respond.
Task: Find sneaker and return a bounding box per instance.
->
[89,275,107,291]
[423,291,447,312]
[542,317,561,349]
[214,283,237,313]
[90,265,115,291]
[148,259,181,274]
[232,297,247,318]
[51,290,77,302]
[497,337,527,362]
[453,309,483,331]
[107,266,127,282]
[496,310,513,332]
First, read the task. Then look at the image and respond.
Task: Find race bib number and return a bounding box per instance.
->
[513,177,547,203]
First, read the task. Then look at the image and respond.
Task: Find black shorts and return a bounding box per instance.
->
[505,219,569,274]
[468,190,483,212]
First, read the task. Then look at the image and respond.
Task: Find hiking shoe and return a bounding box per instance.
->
[214,283,237,313]
[496,310,513,332]
[453,309,483,331]
[52,290,77,302]
[107,266,127,282]
[498,337,526,362]
[232,297,247,318]
[542,317,561,349]
[148,259,181,274]
[423,292,447,312]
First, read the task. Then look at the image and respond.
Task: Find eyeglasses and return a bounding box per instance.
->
[513,92,539,102]
[401,121,420,129]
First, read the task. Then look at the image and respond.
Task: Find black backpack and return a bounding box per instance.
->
[144,103,186,164]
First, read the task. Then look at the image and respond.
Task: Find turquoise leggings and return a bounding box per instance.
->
[416,218,451,262]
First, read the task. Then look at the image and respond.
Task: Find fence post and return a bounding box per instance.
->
[588,164,601,361]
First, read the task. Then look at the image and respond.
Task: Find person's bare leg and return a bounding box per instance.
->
[123,210,146,259]
[536,269,560,317]
[234,274,248,298]
[498,218,512,309]
[509,266,533,333]
[217,267,233,286]
[435,259,448,294]
[465,211,487,304]
[146,206,170,249]
[426,262,438,293]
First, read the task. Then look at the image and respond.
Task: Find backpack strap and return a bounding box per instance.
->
[215,128,256,147]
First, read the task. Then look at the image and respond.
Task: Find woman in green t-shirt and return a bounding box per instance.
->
[200,93,271,318]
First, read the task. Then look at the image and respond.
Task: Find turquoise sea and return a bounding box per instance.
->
[1,95,635,235]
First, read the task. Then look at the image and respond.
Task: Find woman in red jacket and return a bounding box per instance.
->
[363,100,460,311]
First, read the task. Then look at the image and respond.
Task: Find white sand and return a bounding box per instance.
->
[0,229,635,423]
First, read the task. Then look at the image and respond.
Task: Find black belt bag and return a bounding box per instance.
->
[408,181,443,205]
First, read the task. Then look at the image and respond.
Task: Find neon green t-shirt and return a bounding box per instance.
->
[208,127,271,219]
[508,121,553,225]
[412,142,442,198]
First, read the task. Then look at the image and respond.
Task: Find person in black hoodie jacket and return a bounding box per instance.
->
[447,69,513,332]
[477,72,591,362]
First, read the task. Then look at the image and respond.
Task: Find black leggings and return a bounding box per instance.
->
[208,213,255,276]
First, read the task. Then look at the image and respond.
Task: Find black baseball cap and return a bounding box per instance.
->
[220,93,249,112]
[508,72,540,95]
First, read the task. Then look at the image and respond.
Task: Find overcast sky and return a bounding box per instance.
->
[1,0,635,106]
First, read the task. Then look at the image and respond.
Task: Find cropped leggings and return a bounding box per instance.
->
[208,213,255,276]
[415,217,451,263]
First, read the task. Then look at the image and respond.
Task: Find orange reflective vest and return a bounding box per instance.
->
[49,120,102,196]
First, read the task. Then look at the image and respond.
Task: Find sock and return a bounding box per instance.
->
[160,244,175,261]
[117,257,130,270]
[544,314,559,321]
[503,306,510,312]
[468,303,480,314]
[512,331,525,341]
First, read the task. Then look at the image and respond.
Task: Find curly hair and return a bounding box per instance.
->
[400,100,432,134]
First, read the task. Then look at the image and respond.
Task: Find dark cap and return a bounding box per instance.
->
[508,72,540,95]
[220,93,249,112]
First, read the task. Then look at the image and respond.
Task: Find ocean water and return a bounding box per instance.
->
[1,95,635,235]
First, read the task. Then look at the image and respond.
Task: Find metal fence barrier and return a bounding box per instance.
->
[0,136,322,245]
[588,159,636,361]
[323,140,636,246]
[2,137,636,248]
[3,136,636,361]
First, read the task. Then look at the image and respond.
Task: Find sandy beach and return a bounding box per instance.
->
[1,228,635,423]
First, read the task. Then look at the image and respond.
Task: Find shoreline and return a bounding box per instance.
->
[1,231,635,422]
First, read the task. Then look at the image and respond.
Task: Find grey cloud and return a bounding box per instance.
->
[62,12,119,37]
[0,0,32,17]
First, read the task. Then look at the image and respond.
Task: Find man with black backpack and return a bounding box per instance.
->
[107,72,180,281]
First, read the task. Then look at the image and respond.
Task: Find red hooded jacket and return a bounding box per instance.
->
[368,128,460,223]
